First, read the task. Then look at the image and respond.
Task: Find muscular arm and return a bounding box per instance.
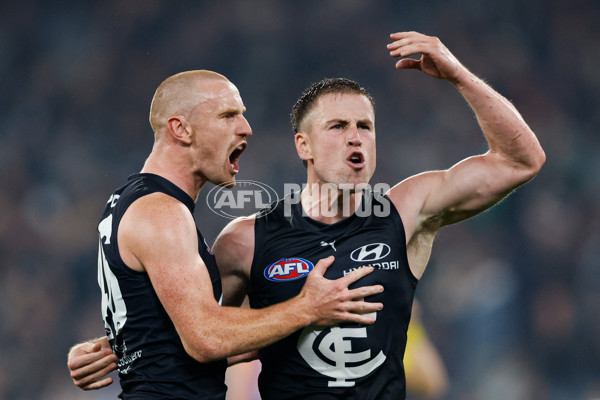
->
[121,193,383,363]
[212,216,256,308]
[386,32,546,278]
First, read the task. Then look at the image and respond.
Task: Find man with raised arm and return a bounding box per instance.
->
[69,70,383,399]
[69,31,544,399]
[213,31,544,399]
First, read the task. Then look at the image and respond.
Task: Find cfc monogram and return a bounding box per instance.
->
[297,311,386,387]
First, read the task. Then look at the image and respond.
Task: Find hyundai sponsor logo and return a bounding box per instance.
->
[350,243,391,262]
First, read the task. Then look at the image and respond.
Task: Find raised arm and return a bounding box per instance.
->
[386,31,545,277]
[122,193,384,363]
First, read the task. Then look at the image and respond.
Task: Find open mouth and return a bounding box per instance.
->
[229,142,247,174]
[347,152,365,168]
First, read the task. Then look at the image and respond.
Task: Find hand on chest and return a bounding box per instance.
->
[263,237,401,283]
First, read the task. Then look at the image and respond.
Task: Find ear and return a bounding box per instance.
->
[166,116,193,145]
[295,132,312,164]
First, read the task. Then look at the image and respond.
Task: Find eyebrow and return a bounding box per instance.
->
[325,118,373,127]
[357,119,374,127]
[326,119,348,126]
[218,107,246,117]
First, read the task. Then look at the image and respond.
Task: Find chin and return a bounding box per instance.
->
[209,173,236,188]
[221,177,236,188]
[345,175,370,186]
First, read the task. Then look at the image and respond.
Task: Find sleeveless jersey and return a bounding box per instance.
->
[97,173,227,399]
[249,191,418,400]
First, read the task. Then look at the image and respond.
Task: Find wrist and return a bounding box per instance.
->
[288,292,315,327]
[452,69,480,91]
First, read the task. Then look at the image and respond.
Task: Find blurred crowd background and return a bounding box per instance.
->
[1,0,599,399]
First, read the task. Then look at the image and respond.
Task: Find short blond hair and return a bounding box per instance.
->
[149,70,229,137]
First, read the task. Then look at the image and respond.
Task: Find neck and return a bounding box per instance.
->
[300,182,363,224]
[141,143,207,202]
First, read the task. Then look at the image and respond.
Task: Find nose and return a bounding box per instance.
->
[238,115,253,138]
[346,126,362,146]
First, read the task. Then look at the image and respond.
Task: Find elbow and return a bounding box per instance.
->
[524,146,546,180]
[181,336,225,364]
[532,144,546,172]
[512,143,545,183]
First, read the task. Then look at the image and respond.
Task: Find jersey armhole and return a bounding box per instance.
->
[248,212,264,296]
[383,194,419,286]
[104,199,147,278]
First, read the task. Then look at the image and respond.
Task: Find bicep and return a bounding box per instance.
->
[148,235,218,334]
[430,152,525,224]
[391,152,522,231]
[213,217,255,307]
[123,198,219,337]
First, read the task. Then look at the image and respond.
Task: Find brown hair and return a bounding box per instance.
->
[290,77,375,133]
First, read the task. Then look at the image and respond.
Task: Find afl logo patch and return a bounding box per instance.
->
[350,243,391,262]
[264,258,314,282]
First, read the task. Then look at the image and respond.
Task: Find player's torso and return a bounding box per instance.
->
[98,173,226,399]
[249,193,417,400]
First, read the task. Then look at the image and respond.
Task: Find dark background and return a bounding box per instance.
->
[1,0,599,399]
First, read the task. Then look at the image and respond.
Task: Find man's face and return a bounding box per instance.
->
[297,92,376,187]
[189,79,252,187]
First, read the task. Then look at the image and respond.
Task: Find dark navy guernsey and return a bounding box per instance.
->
[249,191,418,400]
[97,173,227,400]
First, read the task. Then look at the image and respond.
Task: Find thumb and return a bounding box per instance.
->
[395,58,420,70]
[311,255,335,277]
[86,342,102,353]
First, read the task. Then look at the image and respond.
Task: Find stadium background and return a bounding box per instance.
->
[1,0,599,399]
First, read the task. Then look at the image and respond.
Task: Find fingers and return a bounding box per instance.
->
[387,38,412,57]
[347,298,383,313]
[388,43,428,60]
[390,31,418,40]
[68,345,114,370]
[310,255,335,277]
[70,341,101,357]
[387,31,436,59]
[347,284,384,300]
[338,311,377,325]
[341,265,375,285]
[70,352,118,388]
[388,31,428,46]
[91,336,111,349]
[81,377,114,390]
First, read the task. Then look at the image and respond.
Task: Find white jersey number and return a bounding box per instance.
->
[97,194,127,341]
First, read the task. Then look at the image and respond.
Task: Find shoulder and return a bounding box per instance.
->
[216,215,256,243]
[119,193,197,269]
[123,192,194,234]
[386,171,446,238]
[213,215,256,270]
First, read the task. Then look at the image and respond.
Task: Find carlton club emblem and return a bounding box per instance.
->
[297,310,386,387]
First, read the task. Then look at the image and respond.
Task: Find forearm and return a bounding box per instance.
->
[228,350,259,366]
[454,71,545,170]
[182,264,382,362]
[181,295,312,362]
